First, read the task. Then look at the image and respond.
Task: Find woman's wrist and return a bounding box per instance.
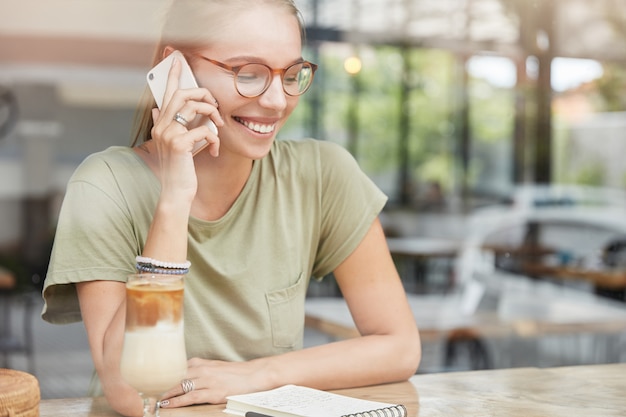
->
[142,194,193,263]
[158,186,196,208]
[247,356,282,392]
[154,193,193,221]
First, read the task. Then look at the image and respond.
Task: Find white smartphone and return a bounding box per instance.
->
[146,50,218,156]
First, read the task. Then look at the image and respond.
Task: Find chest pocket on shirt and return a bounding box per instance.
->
[265,273,306,349]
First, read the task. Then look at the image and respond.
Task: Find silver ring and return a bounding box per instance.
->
[181,378,195,394]
[173,112,189,127]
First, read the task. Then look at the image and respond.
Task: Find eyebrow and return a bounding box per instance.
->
[220,55,305,66]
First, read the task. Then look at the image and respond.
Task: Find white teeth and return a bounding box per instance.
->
[237,117,275,134]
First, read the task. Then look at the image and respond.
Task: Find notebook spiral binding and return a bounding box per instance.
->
[341,403,407,417]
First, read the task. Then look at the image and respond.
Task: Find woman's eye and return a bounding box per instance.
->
[284,75,298,85]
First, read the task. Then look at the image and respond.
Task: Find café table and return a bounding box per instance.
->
[39,362,626,416]
[305,285,626,342]
[305,275,626,369]
[521,262,626,290]
[386,237,461,259]
[386,237,461,292]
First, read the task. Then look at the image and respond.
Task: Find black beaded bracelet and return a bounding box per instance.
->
[135,263,189,275]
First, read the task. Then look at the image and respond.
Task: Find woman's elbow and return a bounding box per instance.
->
[383,327,422,381]
[100,379,143,417]
[398,328,422,379]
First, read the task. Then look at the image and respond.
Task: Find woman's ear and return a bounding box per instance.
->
[162,46,177,60]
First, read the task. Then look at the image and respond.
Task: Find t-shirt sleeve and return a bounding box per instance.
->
[312,141,388,278]
[42,155,140,324]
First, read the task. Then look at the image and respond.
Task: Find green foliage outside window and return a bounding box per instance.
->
[281,42,626,206]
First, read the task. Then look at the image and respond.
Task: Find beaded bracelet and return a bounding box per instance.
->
[135,263,189,275]
[135,256,191,270]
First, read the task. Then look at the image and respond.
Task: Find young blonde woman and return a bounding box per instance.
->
[42,1,421,415]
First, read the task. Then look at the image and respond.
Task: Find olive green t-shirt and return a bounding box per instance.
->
[42,139,387,361]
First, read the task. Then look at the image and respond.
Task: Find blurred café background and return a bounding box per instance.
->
[2,0,626,400]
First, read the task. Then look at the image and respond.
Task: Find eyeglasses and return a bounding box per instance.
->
[196,56,318,98]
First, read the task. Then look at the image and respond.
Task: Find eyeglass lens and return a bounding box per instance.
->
[235,62,315,97]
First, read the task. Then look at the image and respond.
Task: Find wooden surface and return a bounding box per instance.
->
[410,363,626,416]
[481,243,626,289]
[39,363,626,416]
[305,287,626,343]
[522,263,626,289]
[0,266,15,289]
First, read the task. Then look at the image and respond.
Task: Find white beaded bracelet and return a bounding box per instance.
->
[135,256,191,270]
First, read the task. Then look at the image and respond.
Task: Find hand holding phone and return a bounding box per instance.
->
[146,50,218,156]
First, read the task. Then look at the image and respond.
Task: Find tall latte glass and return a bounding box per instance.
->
[120,273,187,417]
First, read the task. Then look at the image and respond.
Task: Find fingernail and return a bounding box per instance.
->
[159,400,169,407]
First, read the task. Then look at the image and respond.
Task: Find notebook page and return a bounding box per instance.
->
[225,385,405,417]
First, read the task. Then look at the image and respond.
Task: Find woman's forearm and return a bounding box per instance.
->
[101,301,144,417]
[253,329,421,392]
[77,281,144,417]
[142,197,192,262]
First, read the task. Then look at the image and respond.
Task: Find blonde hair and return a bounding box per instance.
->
[131,0,306,146]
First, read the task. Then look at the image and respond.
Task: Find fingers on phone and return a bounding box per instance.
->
[163,57,182,107]
[171,96,224,130]
[191,126,220,157]
[205,136,220,157]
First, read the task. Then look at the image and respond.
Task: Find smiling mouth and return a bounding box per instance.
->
[234,117,276,134]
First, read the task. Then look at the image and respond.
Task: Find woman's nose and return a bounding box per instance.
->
[258,74,288,110]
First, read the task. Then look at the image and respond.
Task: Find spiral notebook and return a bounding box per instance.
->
[224,384,407,417]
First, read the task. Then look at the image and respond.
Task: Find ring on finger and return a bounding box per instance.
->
[173,112,189,127]
[181,378,195,394]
